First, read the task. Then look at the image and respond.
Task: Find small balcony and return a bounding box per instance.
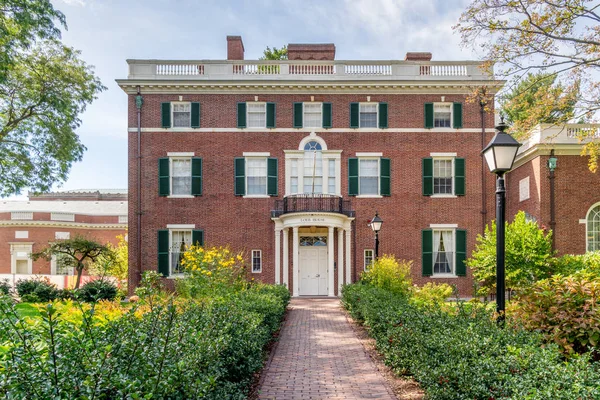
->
[271,194,355,218]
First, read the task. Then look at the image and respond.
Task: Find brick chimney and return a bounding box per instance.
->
[405,52,432,61]
[287,43,335,60]
[227,36,244,60]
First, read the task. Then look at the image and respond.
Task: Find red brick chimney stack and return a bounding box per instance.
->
[405,52,432,61]
[287,44,336,60]
[227,36,245,60]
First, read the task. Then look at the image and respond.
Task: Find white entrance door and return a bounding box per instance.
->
[299,247,328,295]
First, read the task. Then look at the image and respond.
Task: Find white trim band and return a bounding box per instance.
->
[166,224,196,229]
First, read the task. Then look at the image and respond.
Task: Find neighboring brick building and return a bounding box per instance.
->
[0,190,127,278]
[118,35,510,297]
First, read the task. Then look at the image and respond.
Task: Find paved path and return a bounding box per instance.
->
[258,298,396,400]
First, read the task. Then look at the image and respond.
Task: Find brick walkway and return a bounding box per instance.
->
[258,298,396,400]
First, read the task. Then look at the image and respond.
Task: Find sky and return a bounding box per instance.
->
[15,0,477,198]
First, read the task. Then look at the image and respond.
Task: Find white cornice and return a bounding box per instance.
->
[512,144,584,170]
[0,220,127,230]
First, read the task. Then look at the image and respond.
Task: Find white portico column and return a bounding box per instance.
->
[283,228,289,289]
[292,227,299,297]
[328,226,335,297]
[337,228,344,296]
[274,228,281,284]
[345,227,352,284]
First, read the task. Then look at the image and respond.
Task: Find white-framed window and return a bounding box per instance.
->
[433,230,455,275]
[252,250,262,273]
[51,212,75,222]
[359,158,379,195]
[247,102,266,128]
[11,212,33,220]
[364,249,374,271]
[303,103,322,128]
[303,141,323,194]
[172,102,191,128]
[51,253,74,275]
[10,243,32,274]
[587,203,600,252]
[290,159,299,194]
[171,158,192,195]
[328,159,336,194]
[170,230,192,276]
[55,232,70,240]
[247,157,268,195]
[118,215,128,224]
[519,177,530,202]
[359,103,378,128]
[433,158,453,195]
[434,103,452,128]
[15,231,28,239]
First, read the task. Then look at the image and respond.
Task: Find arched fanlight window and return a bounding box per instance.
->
[587,203,600,251]
[303,141,323,194]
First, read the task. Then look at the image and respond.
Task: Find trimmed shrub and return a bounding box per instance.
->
[410,282,454,309]
[0,279,10,296]
[554,251,600,277]
[15,277,58,302]
[361,255,412,296]
[342,283,600,400]
[77,279,118,302]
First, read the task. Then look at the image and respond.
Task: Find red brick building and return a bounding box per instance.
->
[0,190,127,283]
[119,35,577,297]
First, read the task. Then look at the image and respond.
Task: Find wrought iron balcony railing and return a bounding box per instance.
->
[271,194,355,218]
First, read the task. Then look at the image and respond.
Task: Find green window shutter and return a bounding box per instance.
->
[191,157,202,196]
[454,158,465,196]
[192,230,204,247]
[453,102,463,129]
[161,102,171,128]
[424,103,434,129]
[378,102,388,129]
[293,102,303,128]
[234,157,246,196]
[159,158,170,196]
[267,158,278,196]
[237,102,247,128]
[348,158,359,196]
[422,229,433,277]
[191,102,200,128]
[266,102,276,128]
[350,102,359,128]
[380,158,391,196]
[158,230,169,277]
[422,158,433,196]
[455,229,467,276]
[322,102,332,128]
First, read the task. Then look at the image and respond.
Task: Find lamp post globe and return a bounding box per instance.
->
[369,212,383,259]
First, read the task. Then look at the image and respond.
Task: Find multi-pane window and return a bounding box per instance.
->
[359,159,379,195]
[434,104,452,128]
[304,103,322,128]
[252,250,262,273]
[54,253,74,275]
[433,230,454,275]
[247,103,266,128]
[303,141,323,194]
[247,158,267,195]
[11,212,33,220]
[170,230,192,275]
[587,204,600,251]
[171,159,192,195]
[51,213,75,222]
[328,159,336,194]
[364,249,374,270]
[433,159,453,194]
[172,103,191,127]
[359,103,378,128]
[290,159,299,194]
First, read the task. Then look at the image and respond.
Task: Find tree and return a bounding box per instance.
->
[260,45,287,60]
[501,72,580,139]
[0,0,105,196]
[467,211,554,295]
[32,236,111,289]
[89,234,128,289]
[455,0,600,171]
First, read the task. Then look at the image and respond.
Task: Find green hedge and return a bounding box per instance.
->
[0,284,289,399]
[342,283,600,400]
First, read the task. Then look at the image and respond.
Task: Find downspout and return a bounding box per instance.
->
[548,149,556,251]
[480,100,488,232]
[135,87,143,291]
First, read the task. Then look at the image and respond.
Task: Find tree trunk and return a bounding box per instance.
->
[75,262,84,289]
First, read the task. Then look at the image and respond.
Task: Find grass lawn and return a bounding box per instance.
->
[15,303,41,318]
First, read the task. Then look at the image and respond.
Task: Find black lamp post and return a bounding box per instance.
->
[481,117,521,324]
[369,211,383,259]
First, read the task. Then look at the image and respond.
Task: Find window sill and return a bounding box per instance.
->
[165,127,196,131]
[243,195,270,199]
[430,274,459,279]
[167,195,195,199]
[166,274,185,279]
[356,195,383,199]
[251,270,262,274]
[431,194,458,199]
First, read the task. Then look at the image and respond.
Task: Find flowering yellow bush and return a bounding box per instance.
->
[361,255,413,296]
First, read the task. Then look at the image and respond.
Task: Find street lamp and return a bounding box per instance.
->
[369,211,383,259]
[481,116,521,324]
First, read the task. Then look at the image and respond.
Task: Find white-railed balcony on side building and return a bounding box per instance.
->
[518,123,600,154]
